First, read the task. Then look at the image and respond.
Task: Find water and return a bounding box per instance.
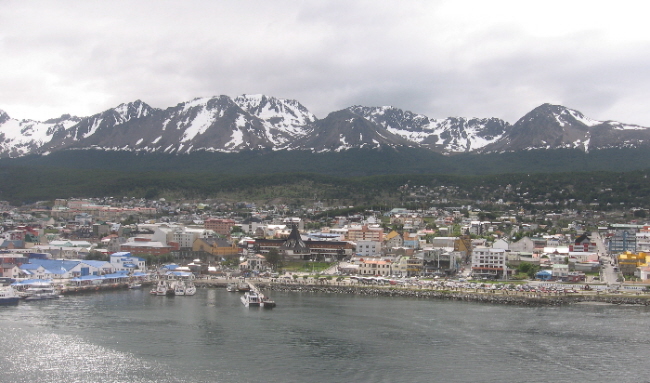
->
[1,288,649,383]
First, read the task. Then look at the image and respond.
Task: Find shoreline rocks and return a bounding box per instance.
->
[194,280,650,306]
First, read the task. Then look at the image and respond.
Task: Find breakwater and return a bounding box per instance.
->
[195,279,650,306]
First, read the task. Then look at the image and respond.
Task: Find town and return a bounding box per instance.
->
[1,193,649,302]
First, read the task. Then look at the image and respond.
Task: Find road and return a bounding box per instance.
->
[592,231,620,286]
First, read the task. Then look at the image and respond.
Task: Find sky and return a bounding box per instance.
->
[2,0,650,126]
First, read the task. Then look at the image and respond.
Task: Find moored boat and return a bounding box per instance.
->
[261,295,276,309]
[24,286,60,301]
[241,291,261,307]
[0,286,20,305]
[151,280,173,296]
[184,281,197,296]
[128,281,142,289]
[236,281,251,292]
[174,280,186,296]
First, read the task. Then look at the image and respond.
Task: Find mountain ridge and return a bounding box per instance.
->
[1,96,649,158]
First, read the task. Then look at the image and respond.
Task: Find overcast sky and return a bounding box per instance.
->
[2,0,650,126]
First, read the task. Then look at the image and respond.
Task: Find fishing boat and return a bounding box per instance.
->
[184,281,197,296]
[261,294,276,309]
[0,286,19,305]
[240,291,261,307]
[173,280,186,296]
[151,280,172,296]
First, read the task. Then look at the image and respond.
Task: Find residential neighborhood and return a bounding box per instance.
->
[1,195,650,291]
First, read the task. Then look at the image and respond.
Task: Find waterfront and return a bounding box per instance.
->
[1,288,649,383]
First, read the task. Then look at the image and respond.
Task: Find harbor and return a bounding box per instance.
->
[1,286,647,383]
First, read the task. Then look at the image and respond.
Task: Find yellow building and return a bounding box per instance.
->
[617,251,650,276]
[192,237,239,258]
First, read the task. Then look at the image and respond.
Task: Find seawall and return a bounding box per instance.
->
[194,279,650,306]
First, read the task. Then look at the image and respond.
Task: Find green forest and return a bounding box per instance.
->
[1,150,650,209]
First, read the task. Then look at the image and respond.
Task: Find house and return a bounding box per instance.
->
[239,253,268,273]
[570,233,597,252]
[402,232,421,249]
[384,231,403,249]
[509,237,535,253]
[492,238,509,250]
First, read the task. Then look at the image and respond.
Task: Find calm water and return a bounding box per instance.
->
[1,288,649,383]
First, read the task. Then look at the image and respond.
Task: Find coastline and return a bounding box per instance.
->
[194,279,650,307]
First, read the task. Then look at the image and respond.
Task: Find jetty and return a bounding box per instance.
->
[193,277,650,307]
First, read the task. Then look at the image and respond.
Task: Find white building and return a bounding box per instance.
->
[471,246,507,279]
[172,226,215,249]
[110,252,146,272]
[356,240,382,257]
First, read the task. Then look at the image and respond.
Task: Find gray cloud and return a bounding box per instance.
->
[1,0,650,126]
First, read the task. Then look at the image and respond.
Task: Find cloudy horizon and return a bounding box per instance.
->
[2,0,650,126]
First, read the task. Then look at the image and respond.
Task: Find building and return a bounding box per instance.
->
[356,240,381,257]
[383,231,403,249]
[109,252,146,272]
[617,251,650,276]
[254,225,354,261]
[120,238,179,256]
[346,225,384,243]
[471,246,507,279]
[172,226,215,249]
[359,258,392,276]
[192,237,239,259]
[204,218,236,236]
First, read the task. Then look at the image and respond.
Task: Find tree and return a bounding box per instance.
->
[264,248,283,271]
[516,262,540,279]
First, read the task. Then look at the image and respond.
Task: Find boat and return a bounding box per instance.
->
[128,281,142,289]
[184,281,197,296]
[236,281,251,292]
[23,286,60,301]
[226,283,236,292]
[261,294,276,309]
[173,280,185,296]
[0,286,20,305]
[151,280,173,296]
[240,291,261,307]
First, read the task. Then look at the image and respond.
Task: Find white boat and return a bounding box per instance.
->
[0,286,19,305]
[184,281,197,296]
[24,286,60,301]
[151,280,172,296]
[174,280,185,296]
[128,281,142,289]
[240,291,261,307]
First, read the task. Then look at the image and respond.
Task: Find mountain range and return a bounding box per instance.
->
[1,95,649,158]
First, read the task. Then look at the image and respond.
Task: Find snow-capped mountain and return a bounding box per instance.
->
[0,96,649,158]
[481,103,650,153]
[0,111,81,157]
[288,109,416,152]
[348,106,509,152]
